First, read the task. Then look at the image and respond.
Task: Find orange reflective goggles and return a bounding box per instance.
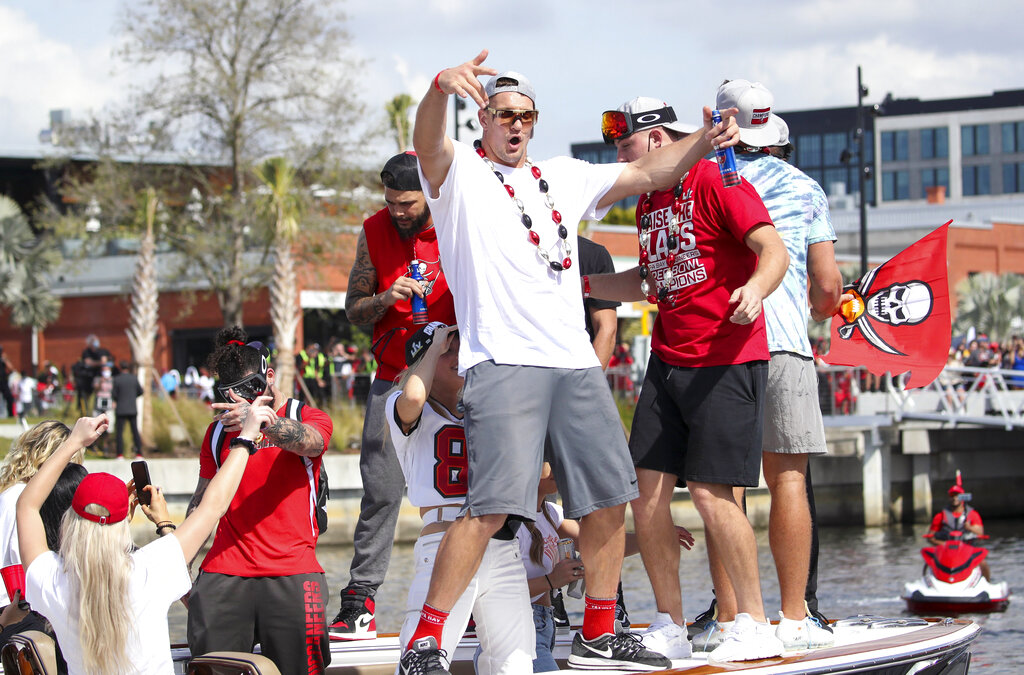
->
[601,106,678,144]
[486,107,539,125]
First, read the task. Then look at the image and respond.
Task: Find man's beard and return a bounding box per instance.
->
[396,208,431,240]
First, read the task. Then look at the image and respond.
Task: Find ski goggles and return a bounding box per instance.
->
[601,106,678,144]
[486,107,539,125]
[216,340,270,402]
[216,372,268,403]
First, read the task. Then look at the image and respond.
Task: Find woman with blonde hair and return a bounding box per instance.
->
[17,405,273,675]
[0,420,74,606]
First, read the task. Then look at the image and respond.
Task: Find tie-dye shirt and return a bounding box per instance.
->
[736,153,836,357]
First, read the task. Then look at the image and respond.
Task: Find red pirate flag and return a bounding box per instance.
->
[824,221,951,389]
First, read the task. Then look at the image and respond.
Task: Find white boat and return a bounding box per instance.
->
[1,616,981,674]
[306,615,979,674]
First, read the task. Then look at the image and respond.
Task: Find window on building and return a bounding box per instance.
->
[921,168,950,190]
[797,134,822,166]
[882,170,910,200]
[1003,162,1024,193]
[823,133,848,167]
[920,127,948,159]
[962,125,990,156]
[1003,122,1024,154]
[823,168,848,196]
[881,130,909,162]
[962,165,991,195]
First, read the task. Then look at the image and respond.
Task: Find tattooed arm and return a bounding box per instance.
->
[264,417,326,457]
[345,229,424,326]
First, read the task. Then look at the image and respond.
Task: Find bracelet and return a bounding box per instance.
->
[545,574,554,590]
[433,70,446,94]
[156,522,176,535]
[582,275,591,299]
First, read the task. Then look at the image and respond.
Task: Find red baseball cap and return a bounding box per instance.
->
[72,473,130,525]
[948,484,965,495]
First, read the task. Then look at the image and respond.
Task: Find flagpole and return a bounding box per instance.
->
[857,65,869,278]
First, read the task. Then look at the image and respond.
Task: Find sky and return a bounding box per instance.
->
[2,0,1023,167]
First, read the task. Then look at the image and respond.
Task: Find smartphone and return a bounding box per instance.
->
[131,459,152,506]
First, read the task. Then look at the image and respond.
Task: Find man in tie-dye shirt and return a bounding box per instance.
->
[716,79,846,652]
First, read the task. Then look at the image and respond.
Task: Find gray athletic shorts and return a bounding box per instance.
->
[462,361,638,521]
[762,352,828,455]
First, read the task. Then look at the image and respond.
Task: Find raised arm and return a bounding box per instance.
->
[598,107,740,209]
[394,325,458,431]
[413,50,496,196]
[17,416,108,568]
[173,396,274,561]
[729,224,790,325]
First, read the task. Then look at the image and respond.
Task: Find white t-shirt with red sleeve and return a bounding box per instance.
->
[643,159,774,367]
[198,401,332,577]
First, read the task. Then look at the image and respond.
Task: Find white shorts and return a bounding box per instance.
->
[398,532,534,674]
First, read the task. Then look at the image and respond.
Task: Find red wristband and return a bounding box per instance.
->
[582,275,591,299]
[433,70,445,93]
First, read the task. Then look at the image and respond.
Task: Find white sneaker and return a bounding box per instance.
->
[639,612,692,659]
[690,619,732,653]
[708,613,784,662]
[775,611,835,650]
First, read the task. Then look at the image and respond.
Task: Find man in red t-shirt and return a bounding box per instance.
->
[330,152,457,641]
[588,96,789,663]
[187,331,334,675]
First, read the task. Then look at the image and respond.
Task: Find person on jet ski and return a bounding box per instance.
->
[925,479,991,580]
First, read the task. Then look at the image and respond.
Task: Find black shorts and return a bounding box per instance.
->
[628,354,768,487]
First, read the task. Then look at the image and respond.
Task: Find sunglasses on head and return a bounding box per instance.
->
[600,106,678,144]
[486,107,539,125]
[216,372,268,403]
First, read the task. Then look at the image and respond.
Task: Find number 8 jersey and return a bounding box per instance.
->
[385,389,468,507]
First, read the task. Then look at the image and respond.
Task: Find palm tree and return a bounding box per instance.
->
[0,196,61,330]
[126,188,160,444]
[953,272,1024,344]
[255,157,303,400]
[385,94,416,153]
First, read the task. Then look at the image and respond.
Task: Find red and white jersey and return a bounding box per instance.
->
[385,389,467,507]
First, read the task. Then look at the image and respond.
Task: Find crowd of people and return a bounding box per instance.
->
[0,56,975,675]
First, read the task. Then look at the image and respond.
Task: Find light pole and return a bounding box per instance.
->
[856,66,869,278]
[453,98,479,141]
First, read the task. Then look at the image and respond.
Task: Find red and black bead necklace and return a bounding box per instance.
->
[474,139,572,272]
[637,177,686,305]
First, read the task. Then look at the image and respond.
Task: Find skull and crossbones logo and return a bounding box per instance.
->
[838,265,934,356]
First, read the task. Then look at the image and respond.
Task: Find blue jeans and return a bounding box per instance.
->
[532,603,558,673]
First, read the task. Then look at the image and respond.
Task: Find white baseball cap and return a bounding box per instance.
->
[617,96,699,137]
[716,79,783,147]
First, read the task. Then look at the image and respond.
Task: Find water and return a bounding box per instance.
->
[169,518,1024,673]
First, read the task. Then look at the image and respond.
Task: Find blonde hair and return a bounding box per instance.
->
[59,507,136,675]
[0,420,75,492]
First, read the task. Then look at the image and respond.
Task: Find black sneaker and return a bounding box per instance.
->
[568,630,671,671]
[552,589,570,629]
[615,582,630,629]
[688,596,717,639]
[806,601,834,634]
[399,636,450,675]
[329,588,376,641]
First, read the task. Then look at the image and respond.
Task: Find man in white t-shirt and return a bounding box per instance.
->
[397,49,739,675]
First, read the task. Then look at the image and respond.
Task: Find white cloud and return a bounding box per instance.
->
[0,6,123,149]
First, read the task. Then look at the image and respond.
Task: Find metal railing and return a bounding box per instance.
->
[816,364,1024,429]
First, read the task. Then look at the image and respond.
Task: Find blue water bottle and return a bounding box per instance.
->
[408,260,429,325]
[711,109,741,188]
